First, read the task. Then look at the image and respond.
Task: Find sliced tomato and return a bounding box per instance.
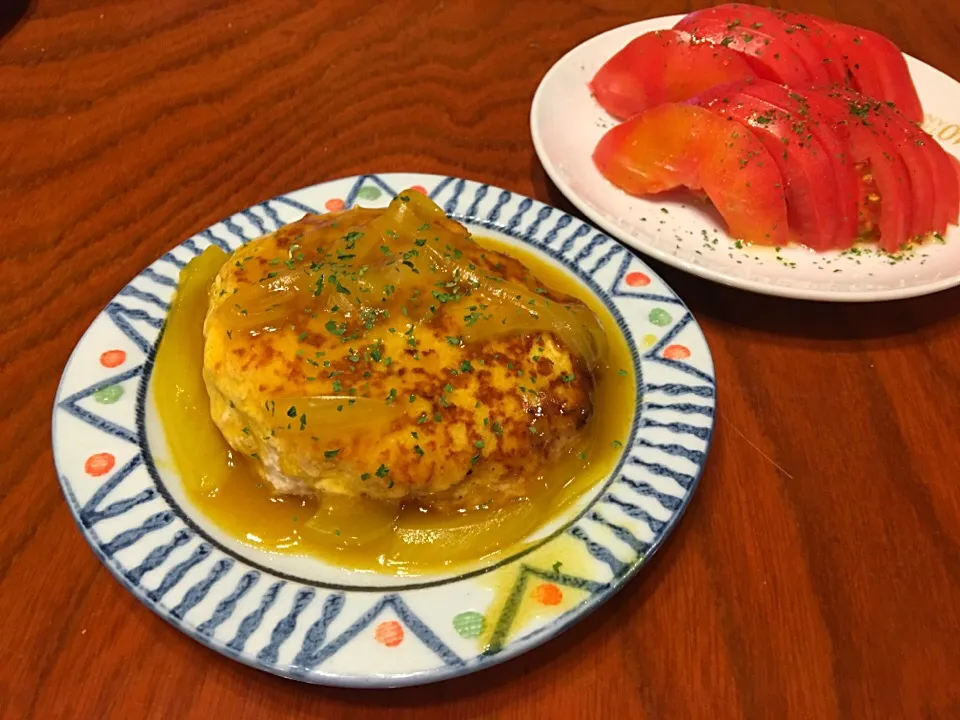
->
[822,88,945,237]
[593,103,789,246]
[691,83,845,250]
[918,132,958,233]
[589,30,756,120]
[816,24,885,108]
[698,5,836,84]
[737,80,859,245]
[804,90,913,251]
[839,26,922,123]
[791,17,923,122]
[674,4,818,86]
[825,88,958,235]
[775,12,850,85]
[949,155,960,226]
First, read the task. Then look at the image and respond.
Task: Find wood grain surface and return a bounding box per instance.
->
[2,1,960,718]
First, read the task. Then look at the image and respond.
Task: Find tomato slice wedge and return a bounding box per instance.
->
[674,4,828,86]
[838,26,922,123]
[804,90,913,251]
[794,18,924,123]
[691,83,845,250]
[821,89,950,236]
[776,12,851,85]
[736,80,859,246]
[951,156,960,226]
[917,132,958,233]
[593,103,789,246]
[822,88,945,237]
[589,30,756,120]
[818,25,886,111]
[946,155,960,227]
[698,5,835,84]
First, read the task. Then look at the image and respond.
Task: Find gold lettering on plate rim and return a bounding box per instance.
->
[923,114,960,145]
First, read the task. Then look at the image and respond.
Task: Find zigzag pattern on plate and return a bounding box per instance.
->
[53,174,715,686]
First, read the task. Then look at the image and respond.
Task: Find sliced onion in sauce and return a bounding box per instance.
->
[301,493,401,548]
[389,499,546,563]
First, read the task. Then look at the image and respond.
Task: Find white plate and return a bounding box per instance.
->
[531,15,960,302]
[52,173,716,687]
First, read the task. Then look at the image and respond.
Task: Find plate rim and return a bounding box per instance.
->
[51,171,716,687]
[530,14,960,302]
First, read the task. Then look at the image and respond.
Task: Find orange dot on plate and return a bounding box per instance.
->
[85,453,115,477]
[532,583,563,606]
[664,344,691,360]
[409,185,428,195]
[325,198,346,212]
[625,272,650,287]
[99,349,126,368]
[375,621,404,647]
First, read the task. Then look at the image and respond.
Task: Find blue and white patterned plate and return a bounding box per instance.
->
[52,173,716,687]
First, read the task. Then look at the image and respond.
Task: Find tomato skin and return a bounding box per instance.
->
[674,4,818,86]
[776,12,849,85]
[789,17,924,123]
[589,30,756,120]
[915,134,955,235]
[694,5,834,85]
[946,154,960,227]
[816,24,885,111]
[836,26,923,123]
[692,84,845,250]
[593,103,789,246]
[736,80,860,247]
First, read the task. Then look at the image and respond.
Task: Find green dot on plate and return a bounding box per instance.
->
[356,186,382,201]
[93,385,124,404]
[648,308,672,327]
[453,611,486,639]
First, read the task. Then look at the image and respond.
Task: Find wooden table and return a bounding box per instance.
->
[3,1,960,717]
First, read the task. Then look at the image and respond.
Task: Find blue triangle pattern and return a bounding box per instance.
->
[78,453,146,526]
[58,365,143,444]
[345,174,400,208]
[271,195,320,216]
[104,303,163,354]
[608,252,684,305]
[289,593,464,673]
